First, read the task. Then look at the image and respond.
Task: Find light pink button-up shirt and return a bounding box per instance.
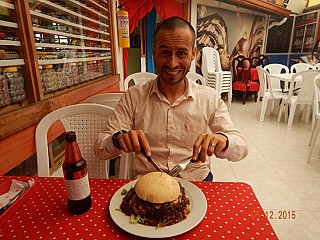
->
[94,77,248,181]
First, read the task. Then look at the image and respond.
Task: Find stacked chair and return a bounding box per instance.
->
[201,47,232,110]
[187,72,206,85]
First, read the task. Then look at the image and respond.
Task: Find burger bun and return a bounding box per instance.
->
[135,172,180,204]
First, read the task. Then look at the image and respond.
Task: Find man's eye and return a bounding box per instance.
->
[178,51,188,57]
[160,50,169,55]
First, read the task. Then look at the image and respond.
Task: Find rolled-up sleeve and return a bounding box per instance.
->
[94,133,121,160]
[209,96,248,161]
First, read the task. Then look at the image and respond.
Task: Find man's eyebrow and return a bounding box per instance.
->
[158,45,189,51]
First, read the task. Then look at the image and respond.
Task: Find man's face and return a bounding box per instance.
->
[152,28,196,85]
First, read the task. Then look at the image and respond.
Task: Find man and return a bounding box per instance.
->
[94,17,248,181]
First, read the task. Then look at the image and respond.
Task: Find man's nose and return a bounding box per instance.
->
[167,54,179,68]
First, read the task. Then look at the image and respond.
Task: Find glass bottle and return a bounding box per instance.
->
[63,131,92,215]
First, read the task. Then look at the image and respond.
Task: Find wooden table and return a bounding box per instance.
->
[0,176,278,239]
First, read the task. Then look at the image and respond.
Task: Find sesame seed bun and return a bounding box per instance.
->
[135,172,180,204]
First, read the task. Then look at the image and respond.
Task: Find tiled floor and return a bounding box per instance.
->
[213,98,320,240]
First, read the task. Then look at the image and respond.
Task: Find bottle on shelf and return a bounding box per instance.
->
[63,131,92,215]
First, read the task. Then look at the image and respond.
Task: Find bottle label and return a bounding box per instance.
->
[65,174,91,201]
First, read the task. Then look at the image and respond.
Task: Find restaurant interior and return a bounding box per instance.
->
[1,0,320,239]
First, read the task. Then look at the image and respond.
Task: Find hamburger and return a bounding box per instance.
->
[120,172,190,227]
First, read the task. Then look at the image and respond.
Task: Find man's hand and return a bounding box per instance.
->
[192,133,228,162]
[116,130,151,156]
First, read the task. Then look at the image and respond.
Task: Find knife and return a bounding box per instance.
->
[140,146,163,172]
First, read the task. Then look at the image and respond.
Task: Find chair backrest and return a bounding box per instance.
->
[252,55,270,68]
[313,63,320,70]
[264,63,289,90]
[123,72,157,90]
[84,94,134,180]
[187,72,206,85]
[290,63,314,73]
[232,56,252,82]
[256,66,267,97]
[264,63,289,74]
[257,66,278,99]
[287,70,319,104]
[84,93,123,108]
[35,104,114,178]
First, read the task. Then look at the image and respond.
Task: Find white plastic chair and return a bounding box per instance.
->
[35,103,114,178]
[277,70,320,130]
[85,93,133,179]
[313,63,320,70]
[201,47,232,110]
[123,72,157,90]
[84,93,127,177]
[290,63,314,73]
[307,74,320,162]
[264,63,290,92]
[187,72,206,85]
[255,66,289,121]
[84,93,123,108]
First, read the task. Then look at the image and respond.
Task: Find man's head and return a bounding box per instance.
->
[153,17,195,47]
[152,17,196,86]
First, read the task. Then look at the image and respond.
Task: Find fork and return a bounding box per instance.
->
[168,160,195,177]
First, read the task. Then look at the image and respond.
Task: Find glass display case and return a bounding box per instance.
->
[291,11,319,53]
[0,0,27,108]
[29,0,112,96]
[0,0,114,112]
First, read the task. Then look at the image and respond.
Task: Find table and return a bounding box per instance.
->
[269,73,302,92]
[0,176,278,239]
[269,73,295,82]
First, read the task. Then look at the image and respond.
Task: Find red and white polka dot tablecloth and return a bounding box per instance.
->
[0,176,278,239]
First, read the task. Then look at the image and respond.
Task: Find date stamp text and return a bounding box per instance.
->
[252,210,296,220]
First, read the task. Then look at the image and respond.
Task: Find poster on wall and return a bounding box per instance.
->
[266,16,293,53]
[196,5,267,73]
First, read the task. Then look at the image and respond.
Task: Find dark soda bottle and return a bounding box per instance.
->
[63,131,92,215]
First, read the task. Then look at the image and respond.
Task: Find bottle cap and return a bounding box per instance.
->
[65,131,76,142]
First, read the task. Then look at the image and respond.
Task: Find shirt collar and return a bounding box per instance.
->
[150,75,196,100]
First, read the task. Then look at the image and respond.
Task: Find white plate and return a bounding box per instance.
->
[109,178,207,238]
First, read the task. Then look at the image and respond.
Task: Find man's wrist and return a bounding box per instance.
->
[112,130,127,150]
[215,132,229,150]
